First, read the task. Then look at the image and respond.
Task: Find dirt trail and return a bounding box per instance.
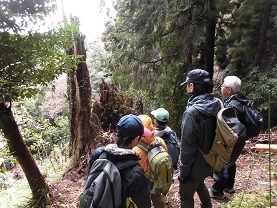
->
[50,142,277,207]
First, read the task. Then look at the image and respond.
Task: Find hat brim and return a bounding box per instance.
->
[180,81,188,86]
[143,127,152,137]
[150,110,157,117]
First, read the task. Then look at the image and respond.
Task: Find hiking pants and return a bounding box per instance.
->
[179,178,212,208]
[212,163,236,194]
[151,193,166,208]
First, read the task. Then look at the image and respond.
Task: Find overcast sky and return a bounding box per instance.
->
[48,0,115,40]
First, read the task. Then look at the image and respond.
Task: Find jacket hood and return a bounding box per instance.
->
[189,93,221,117]
[154,126,172,137]
[138,114,155,145]
[105,144,140,157]
[225,93,248,106]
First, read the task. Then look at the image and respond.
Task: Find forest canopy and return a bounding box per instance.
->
[100,0,277,132]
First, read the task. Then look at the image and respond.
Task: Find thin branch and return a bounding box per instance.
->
[132,52,179,64]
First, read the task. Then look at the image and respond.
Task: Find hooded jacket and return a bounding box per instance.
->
[133,114,168,173]
[224,92,249,164]
[224,93,248,121]
[154,126,176,138]
[179,93,221,181]
[87,144,151,208]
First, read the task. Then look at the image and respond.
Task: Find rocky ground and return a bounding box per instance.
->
[50,139,277,208]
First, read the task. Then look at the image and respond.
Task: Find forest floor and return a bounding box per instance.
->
[49,139,277,208]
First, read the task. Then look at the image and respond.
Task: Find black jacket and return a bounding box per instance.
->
[87,145,151,208]
[224,93,248,121]
[224,93,248,164]
[179,93,221,181]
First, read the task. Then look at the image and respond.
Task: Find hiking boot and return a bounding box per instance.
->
[208,189,226,200]
[224,187,235,193]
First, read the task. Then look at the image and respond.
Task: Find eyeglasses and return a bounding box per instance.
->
[220,85,230,89]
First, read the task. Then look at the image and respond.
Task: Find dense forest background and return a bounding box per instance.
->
[100,0,277,133]
[0,0,277,207]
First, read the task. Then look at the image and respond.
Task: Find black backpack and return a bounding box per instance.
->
[161,131,180,170]
[242,105,263,139]
[79,152,138,208]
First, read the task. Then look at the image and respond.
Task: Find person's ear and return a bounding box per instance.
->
[189,83,194,92]
[129,136,140,148]
[227,87,233,94]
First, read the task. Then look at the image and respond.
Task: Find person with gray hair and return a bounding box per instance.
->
[209,75,249,199]
[221,76,242,93]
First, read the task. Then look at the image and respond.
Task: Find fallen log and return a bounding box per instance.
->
[254,144,277,152]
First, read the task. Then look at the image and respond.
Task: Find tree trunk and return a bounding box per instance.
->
[205,0,216,78]
[67,35,94,167]
[0,102,49,206]
[254,1,272,67]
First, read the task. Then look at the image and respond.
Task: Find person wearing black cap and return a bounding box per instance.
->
[179,69,221,208]
[86,114,152,208]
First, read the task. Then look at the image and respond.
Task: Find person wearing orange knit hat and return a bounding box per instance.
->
[133,114,168,208]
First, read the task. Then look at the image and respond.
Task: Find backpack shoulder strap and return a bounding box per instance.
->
[154,136,162,146]
[197,100,221,153]
[216,97,224,109]
[161,131,172,139]
[115,159,138,171]
[137,138,162,153]
[98,151,137,170]
[137,141,151,153]
[162,131,178,144]
[98,151,108,159]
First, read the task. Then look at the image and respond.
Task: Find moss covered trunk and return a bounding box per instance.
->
[0,102,49,206]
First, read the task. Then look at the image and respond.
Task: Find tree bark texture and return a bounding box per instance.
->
[254,1,272,67]
[67,36,93,167]
[0,102,49,206]
[92,79,136,132]
[205,0,216,78]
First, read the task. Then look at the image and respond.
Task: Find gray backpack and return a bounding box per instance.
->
[79,152,137,208]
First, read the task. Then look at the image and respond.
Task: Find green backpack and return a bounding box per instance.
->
[137,137,172,194]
